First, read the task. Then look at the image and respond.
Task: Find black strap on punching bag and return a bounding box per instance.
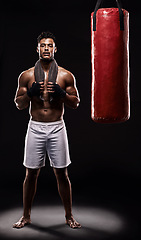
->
[34,59,58,84]
[93,0,124,31]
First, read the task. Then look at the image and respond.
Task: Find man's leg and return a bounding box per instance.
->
[53,167,81,228]
[13,168,40,228]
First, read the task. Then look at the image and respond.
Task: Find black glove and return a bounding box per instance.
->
[49,83,66,98]
[27,82,42,98]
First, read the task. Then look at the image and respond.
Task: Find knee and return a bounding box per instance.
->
[54,168,70,183]
[25,168,40,182]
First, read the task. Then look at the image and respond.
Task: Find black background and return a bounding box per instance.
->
[0,0,141,239]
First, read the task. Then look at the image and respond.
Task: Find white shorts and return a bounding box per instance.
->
[23,119,71,169]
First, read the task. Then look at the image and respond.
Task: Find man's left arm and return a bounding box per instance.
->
[63,72,80,109]
[47,72,80,109]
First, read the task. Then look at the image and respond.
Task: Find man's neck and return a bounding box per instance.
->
[40,58,53,72]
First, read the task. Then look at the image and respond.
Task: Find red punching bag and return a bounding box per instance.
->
[91,0,130,123]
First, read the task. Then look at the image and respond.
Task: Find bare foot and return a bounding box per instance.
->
[13,216,31,228]
[66,216,81,229]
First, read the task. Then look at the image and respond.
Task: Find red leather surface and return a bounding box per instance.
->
[91,8,130,123]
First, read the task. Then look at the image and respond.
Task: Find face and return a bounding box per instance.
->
[37,38,57,61]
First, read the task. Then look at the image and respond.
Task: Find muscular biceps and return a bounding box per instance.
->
[14,72,30,110]
[64,73,80,109]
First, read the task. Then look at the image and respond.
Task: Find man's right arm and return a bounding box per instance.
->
[14,71,31,110]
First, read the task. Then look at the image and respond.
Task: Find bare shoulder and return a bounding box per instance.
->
[18,67,34,86]
[58,66,79,97]
[58,66,75,84]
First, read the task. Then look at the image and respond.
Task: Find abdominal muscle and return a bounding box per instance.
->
[30,97,64,122]
[29,89,64,122]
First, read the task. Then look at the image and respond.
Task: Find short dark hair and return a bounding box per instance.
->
[37,31,56,44]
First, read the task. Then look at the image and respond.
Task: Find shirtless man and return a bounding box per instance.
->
[13,31,81,229]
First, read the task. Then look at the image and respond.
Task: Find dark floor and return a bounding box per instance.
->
[0,187,141,240]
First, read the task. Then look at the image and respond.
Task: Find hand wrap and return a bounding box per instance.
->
[51,83,66,98]
[27,82,42,98]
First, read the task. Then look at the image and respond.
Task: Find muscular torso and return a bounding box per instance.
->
[28,67,65,122]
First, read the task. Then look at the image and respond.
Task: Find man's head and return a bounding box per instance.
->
[37,31,57,61]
